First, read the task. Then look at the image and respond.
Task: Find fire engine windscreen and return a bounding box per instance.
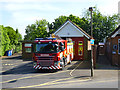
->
[35,42,59,53]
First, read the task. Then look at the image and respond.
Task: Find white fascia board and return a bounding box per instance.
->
[68,21,90,39]
[111,31,118,38]
[54,21,69,35]
[54,20,90,39]
[57,35,83,37]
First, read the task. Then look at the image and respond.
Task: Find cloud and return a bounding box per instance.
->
[4,3,60,11]
[0,0,92,3]
[98,0,119,15]
[1,0,120,38]
[0,0,109,4]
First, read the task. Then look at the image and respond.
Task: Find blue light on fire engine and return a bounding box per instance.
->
[35,38,57,40]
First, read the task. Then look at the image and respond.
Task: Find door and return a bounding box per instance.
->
[71,37,84,60]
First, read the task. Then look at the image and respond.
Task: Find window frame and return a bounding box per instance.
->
[118,39,120,54]
[25,43,32,47]
[24,43,32,53]
[25,47,31,53]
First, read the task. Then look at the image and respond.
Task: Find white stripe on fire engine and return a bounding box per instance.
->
[55,66,59,69]
[51,66,56,69]
[35,65,39,69]
[39,66,41,69]
[34,65,38,69]
[33,65,37,68]
[49,67,52,69]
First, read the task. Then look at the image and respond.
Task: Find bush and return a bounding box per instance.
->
[0,25,22,56]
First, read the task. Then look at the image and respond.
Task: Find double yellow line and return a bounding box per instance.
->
[2,61,85,88]
[18,77,75,88]
[17,77,91,88]
[69,61,83,76]
[17,61,85,88]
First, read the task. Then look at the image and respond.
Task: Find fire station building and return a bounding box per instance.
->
[54,20,91,60]
[22,20,93,62]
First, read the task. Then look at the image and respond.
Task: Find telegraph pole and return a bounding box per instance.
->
[89,7,94,77]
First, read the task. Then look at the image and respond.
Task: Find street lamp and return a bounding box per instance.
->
[89,7,93,37]
[89,7,94,77]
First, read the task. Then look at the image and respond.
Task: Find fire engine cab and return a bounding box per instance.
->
[32,37,73,70]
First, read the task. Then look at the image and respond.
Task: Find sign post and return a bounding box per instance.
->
[90,39,94,77]
[89,7,94,77]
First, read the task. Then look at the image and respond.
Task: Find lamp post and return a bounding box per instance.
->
[89,7,94,77]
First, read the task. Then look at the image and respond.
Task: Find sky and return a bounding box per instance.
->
[0,0,120,38]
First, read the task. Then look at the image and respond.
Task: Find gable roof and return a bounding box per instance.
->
[109,25,120,37]
[54,19,91,39]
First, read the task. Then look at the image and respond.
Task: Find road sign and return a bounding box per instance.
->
[90,39,94,46]
[88,41,91,50]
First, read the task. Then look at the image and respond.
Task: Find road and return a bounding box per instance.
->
[0,54,119,89]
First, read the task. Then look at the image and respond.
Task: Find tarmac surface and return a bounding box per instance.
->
[0,52,119,89]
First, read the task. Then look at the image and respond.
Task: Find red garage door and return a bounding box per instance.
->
[71,37,84,60]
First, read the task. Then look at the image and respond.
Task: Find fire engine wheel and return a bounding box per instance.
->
[60,58,65,70]
[64,58,67,66]
[68,56,72,64]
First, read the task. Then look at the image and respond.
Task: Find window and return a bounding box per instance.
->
[24,43,32,53]
[113,45,117,50]
[25,43,32,47]
[118,39,120,54]
[78,46,83,56]
[78,41,83,45]
[25,48,31,53]
[35,42,58,53]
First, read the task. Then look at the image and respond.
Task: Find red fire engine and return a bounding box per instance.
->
[32,37,73,70]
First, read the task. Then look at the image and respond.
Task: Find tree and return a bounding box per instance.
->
[15,28,22,53]
[24,19,48,40]
[68,14,90,34]
[49,8,119,44]
[0,25,1,56]
[83,7,120,44]
[0,25,10,56]
[0,25,22,56]
[48,15,68,34]
[49,14,90,34]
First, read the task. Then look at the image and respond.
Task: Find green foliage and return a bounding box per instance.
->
[24,7,119,44]
[48,15,67,34]
[0,25,2,56]
[49,8,119,44]
[0,25,10,56]
[49,14,90,35]
[83,7,120,43]
[0,25,22,56]
[5,26,18,46]
[15,28,22,53]
[68,14,90,34]
[24,19,48,40]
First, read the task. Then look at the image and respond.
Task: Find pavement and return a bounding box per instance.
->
[0,53,119,89]
[96,54,119,69]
